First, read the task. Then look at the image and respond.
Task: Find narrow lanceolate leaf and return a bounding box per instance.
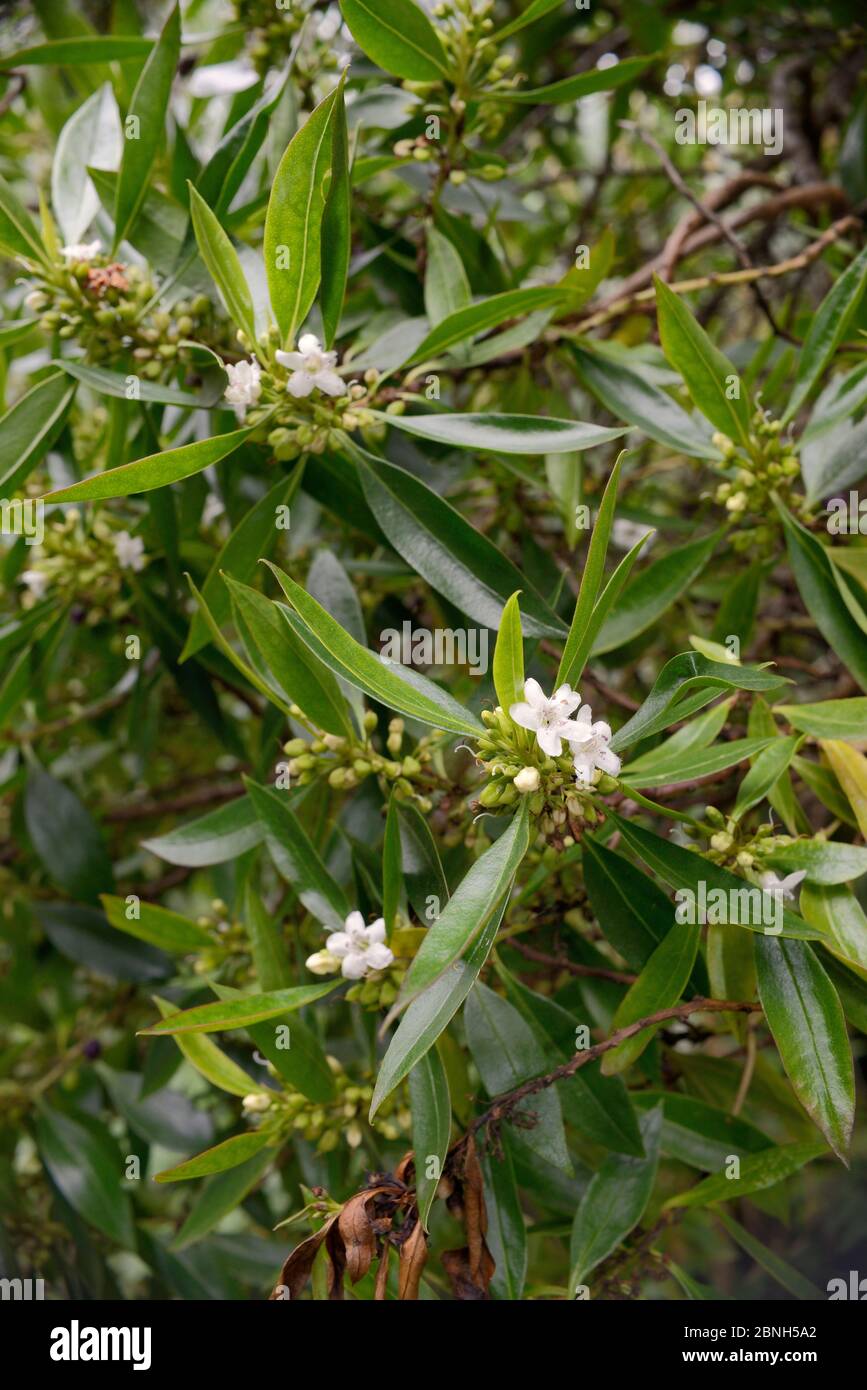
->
[100,895,212,952]
[0,36,153,67]
[716,1211,823,1300]
[492,592,525,713]
[52,83,121,246]
[54,359,208,407]
[568,1105,662,1293]
[494,0,569,40]
[395,799,449,924]
[371,409,628,456]
[592,529,720,654]
[777,501,867,693]
[0,372,76,492]
[611,652,788,752]
[139,980,340,1035]
[244,778,349,931]
[501,55,652,104]
[339,0,450,81]
[45,429,252,502]
[557,453,624,687]
[601,924,700,1075]
[36,1107,135,1247]
[151,997,262,1098]
[112,4,181,252]
[155,1130,273,1183]
[783,244,867,423]
[264,75,344,343]
[396,802,530,1008]
[665,1141,828,1209]
[570,344,720,459]
[0,172,50,265]
[409,287,572,362]
[465,982,571,1174]
[654,274,751,448]
[819,739,867,839]
[482,1144,527,1301]
[265,561,485,736]
[370,903,505,1117]
[800,882,867,979]
[408,1048,451,1229]
[142,794,264,867]
[424,225,471,327]
[760,839,867,886]
[211,982,336,1104]
[732,736,802,821]
[610,814,823,942]
[188,184,257,345]
[172,1148,274,1250]
[320,83,350,348]
[622,737,774,792]
[755,936,855,1161]
[351,443,565,638]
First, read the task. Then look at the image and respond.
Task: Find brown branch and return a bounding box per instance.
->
[470,997,762,1136]
[506,937,636,986]
[104,780,244,822]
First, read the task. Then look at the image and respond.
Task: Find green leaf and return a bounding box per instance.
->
[819,738,867,839]
[54,358,208,407]
[142,794,264,867]
[0,36,153,66]
[583,836,679,970]
[482,1143,527,1300]
[155,1130,274,1183]
[665,1140,827,1209]
[100,894,212,952]
[557,453,624,685]
[338,0,450,80]
[622,736,774,791]
[631,1091,772,1170]
[371,409,628,455]
[244,778,349,931]
[562,529,651,677]
[609,813,824,942]
[492,592,525,713]
[24,769,112,902]
[112,4,180,253]
[395,798,449,924]
[494,0,568,40]
[654,274,751,447]
[265,561,485,736]
[410,287,572,362]
[264,75,344,343]
[181,469,302,661]
[383,795,402,933]
[227,578,352,737]
[802,882,867,977]
[211,981,336,1104]
[610,652,788,752]
[424,225,471,328]
[140,980,340,1035]
[36,1106,135,1247]
[783,244,867,423]
[465,981,572,1173]
[568,1105,662,1292]
[396,803,530,1008]
[755,936,854,1159]
[0,372,76,492]
[601,924,700,1075]
[502,55,653,104]
[52,83,120,246]
[172,1149,273,1250]
[352,443,566,638]
[98,1066,214,1151]
[188,184,257,344]
[320,83,350,348]
[716,1211,823,1300]
[408,1048,451,1229]
[46,428,252,503]
[571,343,720,459]
[592,529,720,654]
[151,997,263,1098]
[370,902,505,1116]
[761,839,867,885]
[243,884,292,990]
[732,736,802,821]
[777,501,867,692]
[0,172,50,266]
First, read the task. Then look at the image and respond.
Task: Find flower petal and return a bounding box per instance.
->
[365,942,394,971]
[298,332,322,355]
[312,368,345,396]
[325,931,352,957]
[537,725,562,757]
[276,350,306,370]
[523,678,546,710]
[341,952,369,980]
[287,370,315,397]
[509,701,541,732]
[366,918,386,944]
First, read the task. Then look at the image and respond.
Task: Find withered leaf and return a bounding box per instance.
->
[338,1192,378,1285]
[398,1217,429,1301]
[271,1213,339,1300]
[374,1243,391,1301]
[441,1244,495,1301]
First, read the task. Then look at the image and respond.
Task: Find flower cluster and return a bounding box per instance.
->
[18,512,147,620]
[283,712,442,811]
[26,240,215,374]
[711,407,810,550]
[241,1057,411,1154]
[683,805,807,893]
[306,911,410,1009]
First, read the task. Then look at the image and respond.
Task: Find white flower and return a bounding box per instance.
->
[311,911,394,981]
[569,705,622,786]
[20,569,48,600]
[187,60,259,98]
[306,948,342,977]
[241,1092,271,1114]
[514,766,541,794]
[509,678,585,758]
[760,869,806,902]
[276,333,345,399]
[113,531,146,572]
[223,358,262,417]
[60,240,102,262]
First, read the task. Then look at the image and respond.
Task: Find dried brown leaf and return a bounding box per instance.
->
[398,1218,429,1301]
